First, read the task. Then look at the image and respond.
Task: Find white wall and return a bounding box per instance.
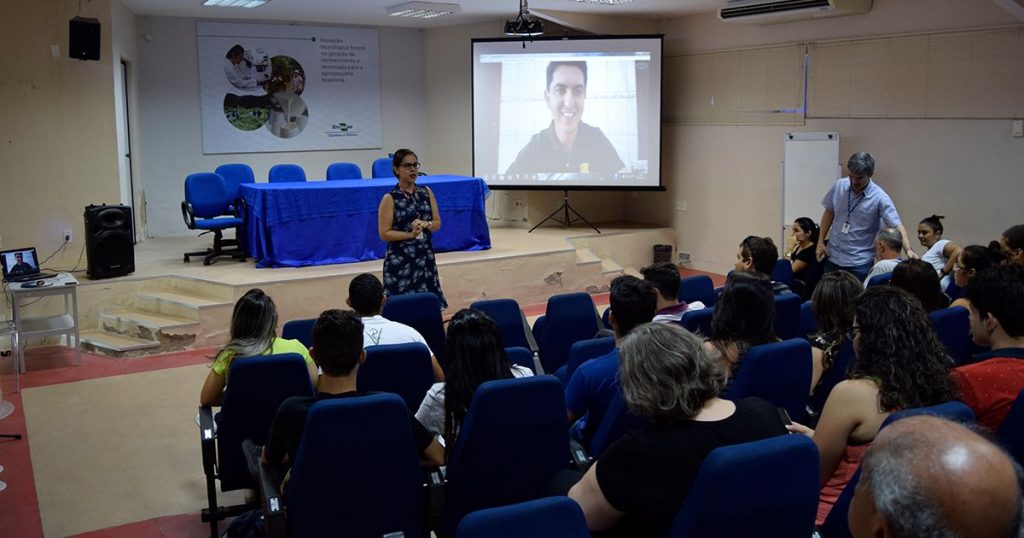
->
[628,0,1024,271]
[136,17,429,237]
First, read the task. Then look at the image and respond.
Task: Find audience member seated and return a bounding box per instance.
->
[566,276,656,449]
[787,286,959,526]
[1001,224,1024,266]
[703,271,777,387]
[640,261,703,323]
[347,272,444,381]
[890,258,950,311]
[950,244,1004,309]
[849,415,1023,538]
[786,217,823,299]
[862,226,903,287]
[735,236,791,294]
[917,214,962,290]
[567,322,788,537]
[261,309,444,471]
[415,309,533,441]
[200,288,317,407]
[953,265,1024,433]
[808,271,863,404]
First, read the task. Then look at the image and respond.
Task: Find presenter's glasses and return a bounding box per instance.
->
[399,162,421,170]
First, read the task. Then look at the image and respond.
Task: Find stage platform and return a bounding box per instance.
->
[9,223,675,357]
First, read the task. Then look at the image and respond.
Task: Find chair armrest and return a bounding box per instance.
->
[198,405,217,475]
[181,201,196,229]
[234,197,247,219]
[242,439,286,538]
[570,438,593,473]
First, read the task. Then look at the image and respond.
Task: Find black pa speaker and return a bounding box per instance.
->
[69,17,101,61]
[85,204,134,279]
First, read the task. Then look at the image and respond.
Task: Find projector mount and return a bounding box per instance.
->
[504,0,544,40]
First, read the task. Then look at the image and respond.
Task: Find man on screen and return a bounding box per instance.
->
[505,61,624,177]
[9,252,36,277]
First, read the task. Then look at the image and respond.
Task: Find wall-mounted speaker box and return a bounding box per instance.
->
[69,17,101,61]
[85,204,134,279]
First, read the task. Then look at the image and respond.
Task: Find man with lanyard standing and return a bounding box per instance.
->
[815,152,916,282]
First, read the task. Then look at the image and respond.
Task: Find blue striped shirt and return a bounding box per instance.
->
[822,178,902,267]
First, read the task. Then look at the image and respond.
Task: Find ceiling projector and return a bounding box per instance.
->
[504,0,544,37]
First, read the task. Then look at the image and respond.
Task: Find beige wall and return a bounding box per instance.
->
[0,0,121,267]
[634,0,1024,271]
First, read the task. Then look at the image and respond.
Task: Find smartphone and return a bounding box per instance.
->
[778,407,792,425]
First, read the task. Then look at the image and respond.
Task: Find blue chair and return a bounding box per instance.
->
[456,497,589,538]
[382,292,446,367]
[198,353,314,537]
[772,258,796,288]
[798,300,817,339]
[774,292,802,340]
[667,435,819,537]
[555,336,615,385]
[726,339,812,421]
[281,318,315,350]
[181,172,246,265]
[444,377,570,537]
[866,272,892,287]
[470,298,537,353]
[214,163,255,208]
[680,307,714,337]
[678,275,717,307]
[371,157,393,178]
[587,389,648,458]
[929,306,971,365]
[998,389,1024,466]
[273,394,424,537]
[504,346,536,374]
[808,339,854,419]
[601,305,612,330]
[532,292,600,374]
[820,400,976,538]
[268,163,306,183]
[357,343,435,412]
[325,162,362,180]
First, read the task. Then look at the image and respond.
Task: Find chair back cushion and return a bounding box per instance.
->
[326,162,362,180]
[357,342,435,411]
[679,307,714,338]
[929,306,970,365]
[536,292,599,373]
[286,394,423,538]
[725,338,812,420]
[185,172,231,219]
[668,435,819,537]
[678,275,717,307]
[470,298,533,351]
[381,292,446,365]
[808,339,854,417]
[867,272,892,287]
[798,301,817,339]
[773,292,802,340]
[216,353,315,490]
[372,157,393,178]
[560,336,616,384]
[772,258,796,288]
[214,163,255,201]
[504,347,536,374]
[268,163,306,183]
[281,318,315,350]
[445,376,569,535]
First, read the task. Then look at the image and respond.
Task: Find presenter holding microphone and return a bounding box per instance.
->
[378,149,448,310]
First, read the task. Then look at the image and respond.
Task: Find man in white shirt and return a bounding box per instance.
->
[347,273,444,381]
[863,227,903,287]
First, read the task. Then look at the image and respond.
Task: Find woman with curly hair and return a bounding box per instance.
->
[703,271,777,386]
[787,286,959,525]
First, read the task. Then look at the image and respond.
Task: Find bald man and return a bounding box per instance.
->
[848,415,1023,538]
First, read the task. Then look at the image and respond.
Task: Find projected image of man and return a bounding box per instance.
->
[505,61,624,177]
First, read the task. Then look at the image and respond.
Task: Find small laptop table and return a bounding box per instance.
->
[8,273,81,390]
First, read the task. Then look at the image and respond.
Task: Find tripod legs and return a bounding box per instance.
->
[528,191,601,234]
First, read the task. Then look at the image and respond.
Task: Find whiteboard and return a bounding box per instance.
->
[782,132,840,244]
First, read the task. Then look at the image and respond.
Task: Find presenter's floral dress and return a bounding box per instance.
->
[383,184,448,309]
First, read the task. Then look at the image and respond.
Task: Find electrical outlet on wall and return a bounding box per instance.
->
[64,229,73,242]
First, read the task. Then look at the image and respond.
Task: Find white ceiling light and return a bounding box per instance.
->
[201,0,270,8]
[572,0,635,4]
[387,1,461,18]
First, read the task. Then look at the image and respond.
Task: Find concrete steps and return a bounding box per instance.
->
[80,329,161,356]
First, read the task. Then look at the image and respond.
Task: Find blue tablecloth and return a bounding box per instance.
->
[240,175,491,268]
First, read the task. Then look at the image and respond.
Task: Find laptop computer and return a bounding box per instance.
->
[0,247,56,282]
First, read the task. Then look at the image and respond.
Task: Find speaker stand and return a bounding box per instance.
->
[528,190,601,234]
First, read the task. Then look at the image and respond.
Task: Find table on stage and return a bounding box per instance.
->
[240,175,492,268]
